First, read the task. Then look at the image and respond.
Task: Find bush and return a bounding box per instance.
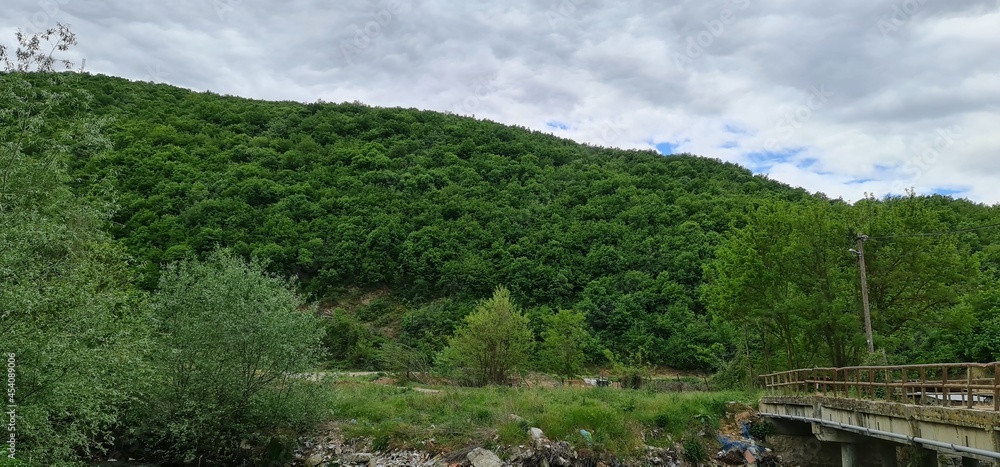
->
[749,420,774,441]
[682,438,708,462]
[439,286,533,386]
[538,309,590,382]
[322,308,383,369]
[133,252,325,463]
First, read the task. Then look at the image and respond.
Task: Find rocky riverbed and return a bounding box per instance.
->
[291,423,681,467]
[290,402,780,467]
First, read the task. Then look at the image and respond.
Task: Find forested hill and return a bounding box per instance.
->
[61,72,810,304]
[20,72,1000,372]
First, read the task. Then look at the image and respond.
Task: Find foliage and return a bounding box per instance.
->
[322,308,383,370]
[325,376,756,456]
[748,419,774,441]
[6,71,824,370]
[702,195,980,371]
[378,342,433,381]
[602,349,654,390]
[0,27,149,465]
[0,24,77,73]
[682,437,709,462]
[440,286,534,386]
[6,45,1000,393]
[539,309,590,382]
[134,252,324,463]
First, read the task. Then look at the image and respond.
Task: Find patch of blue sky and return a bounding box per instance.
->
[931,187,966,196]
[546,121,569,130]
[724,124,749,135]
[745,148,804,171]
[655,141,679,155]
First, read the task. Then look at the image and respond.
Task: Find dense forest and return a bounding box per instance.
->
[14,71,1000,373]
[55,72,819,371]
[4,30,1000,463]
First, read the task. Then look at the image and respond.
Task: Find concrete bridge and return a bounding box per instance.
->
[759,362,1000,466]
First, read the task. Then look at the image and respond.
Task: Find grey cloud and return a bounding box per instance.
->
[3,0,1000,202]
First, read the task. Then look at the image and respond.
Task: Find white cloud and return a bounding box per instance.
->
[2,0,999,203]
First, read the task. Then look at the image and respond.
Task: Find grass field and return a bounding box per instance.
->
[318,376,760,459]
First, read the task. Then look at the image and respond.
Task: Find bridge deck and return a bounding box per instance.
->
[759,362,1000,461]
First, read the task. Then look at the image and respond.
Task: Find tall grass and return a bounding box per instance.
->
[322,379,759,457]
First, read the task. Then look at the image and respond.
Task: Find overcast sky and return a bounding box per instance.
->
[4,0,999,203]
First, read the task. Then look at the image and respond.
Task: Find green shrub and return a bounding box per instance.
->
[133,253,325,463]
[682,438,708,462]
[322,308,383,369]
[749,420,774,441]
[439,287,533,386]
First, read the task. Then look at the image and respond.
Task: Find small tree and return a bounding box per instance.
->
[539,309,590,383]
[442,286,533,386]
[141,252,324,463]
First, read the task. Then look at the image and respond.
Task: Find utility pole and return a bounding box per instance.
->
[854,234,874,354]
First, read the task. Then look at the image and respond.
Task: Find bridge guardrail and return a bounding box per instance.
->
[760,362,1000,411]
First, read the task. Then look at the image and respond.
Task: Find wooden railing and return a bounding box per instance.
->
[761,362,1000,411]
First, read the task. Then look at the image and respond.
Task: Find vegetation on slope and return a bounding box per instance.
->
[19,72,819,370]
[7,26,1000,465]
[11,71,1000,375]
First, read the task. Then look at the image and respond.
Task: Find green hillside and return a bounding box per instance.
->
[10,71,1000,375]
[8,70,1000,465]
[40,72,815,368]
[9,30,1000,466]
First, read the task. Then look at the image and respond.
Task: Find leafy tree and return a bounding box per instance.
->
[0,24,77,72]
[441,286,534,386]
[0,25,148,465]
[539,309,590,383]
[321,308,382,369]
[137,252,324,463]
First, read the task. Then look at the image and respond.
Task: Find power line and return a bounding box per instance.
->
[867,222,1000,240]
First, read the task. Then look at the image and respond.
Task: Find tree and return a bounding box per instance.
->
[539,309,590,383]
[139,252,324,463]
[441,286,534,386]
[0,24,77,73]
[0,25,148,464]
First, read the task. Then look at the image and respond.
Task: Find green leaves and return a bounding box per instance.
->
[539,309,590,381]
[703,195,984,371]
[140,252,324,462]
[441,286,534,386]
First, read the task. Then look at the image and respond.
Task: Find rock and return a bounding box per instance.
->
[305,453,325,467]
[466,447,502,467]
[344,452,373,464]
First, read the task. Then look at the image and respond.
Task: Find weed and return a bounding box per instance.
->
[321,380,759,458]
[682,437,708,461]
